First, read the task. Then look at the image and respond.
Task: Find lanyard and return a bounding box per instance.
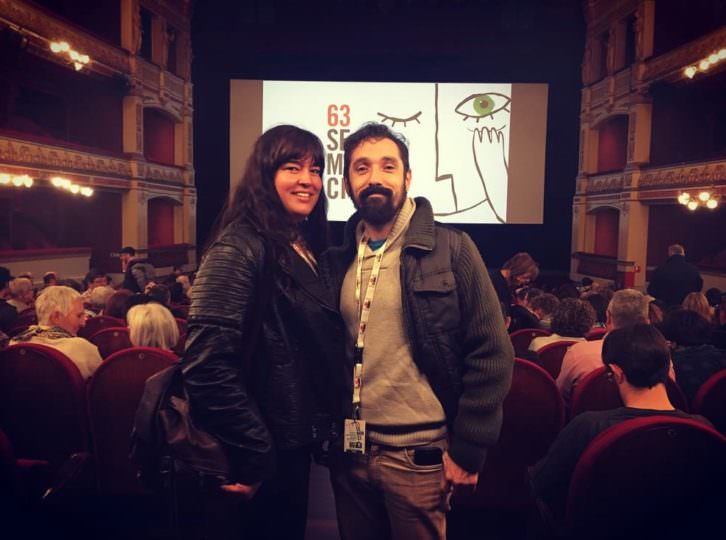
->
[351,231,388,415]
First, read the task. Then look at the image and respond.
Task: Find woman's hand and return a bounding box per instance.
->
[220,481,262,500]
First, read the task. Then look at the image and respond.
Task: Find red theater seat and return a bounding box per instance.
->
[0,343,88,470]
[570,366,690,420]
[89,327,133,358]
[691,369,726,434]
[454,358,564,510]
[537,341,577,379]
[509,328,551,357]
[565,416,726,539]
[87,347,178,494]
[78,315,126,340]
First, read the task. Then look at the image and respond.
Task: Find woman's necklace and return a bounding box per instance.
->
[292,241,318,273]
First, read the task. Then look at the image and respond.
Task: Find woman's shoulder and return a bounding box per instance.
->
[213,221,266,255]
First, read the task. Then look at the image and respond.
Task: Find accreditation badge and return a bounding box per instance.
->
[343,418,366,454]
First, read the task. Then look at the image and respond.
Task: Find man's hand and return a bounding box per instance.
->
[220,481,261,500]
[441,451,478,491]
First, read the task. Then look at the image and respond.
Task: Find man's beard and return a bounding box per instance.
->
[355,185,407,226]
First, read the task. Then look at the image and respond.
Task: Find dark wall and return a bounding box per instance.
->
[191,0,585,272]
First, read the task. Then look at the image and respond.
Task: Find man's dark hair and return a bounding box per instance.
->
[515,287,542,304]
[502,252,540,282]
[661,308,712,347]
[602,323,670,388]
[705,288,722,307]
[105,289,134,319]
[551,298,596,338]
[215,124,328,259]
[120,246,136,256]
[343,123,410,183]
[43,272,57,285]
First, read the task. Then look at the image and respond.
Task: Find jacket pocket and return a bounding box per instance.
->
[411,270,460,332]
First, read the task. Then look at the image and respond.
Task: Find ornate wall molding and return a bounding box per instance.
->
[585,172,625,194]
[142,162,184,184]
[639,160,726,188]
[0,136,131,177]
[643,26,726,82]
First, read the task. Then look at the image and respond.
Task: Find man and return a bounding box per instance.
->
[647,244,703,308]
[325,123,513,540]
[11,286,102,379]
[531,324,711,527]
[556,289,649,406]
[0,267,18,333]
[119,246,156,293]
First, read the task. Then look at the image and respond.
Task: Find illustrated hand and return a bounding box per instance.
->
[220,481,261,500]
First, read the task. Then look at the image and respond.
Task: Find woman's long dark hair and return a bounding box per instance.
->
[212,125,328,262]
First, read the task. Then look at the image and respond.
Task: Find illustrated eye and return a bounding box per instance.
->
[377,111,422,127]
[455,93,510,122]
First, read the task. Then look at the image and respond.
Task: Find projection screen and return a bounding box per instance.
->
[230,80,548,224]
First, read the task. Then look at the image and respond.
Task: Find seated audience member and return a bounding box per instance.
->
[120,246,156,293]
[10,286,102,379]
[82,269,109,299]
[704,288,722,309]
[7,277,34,314]
[531,324,711,525]
[509,287,543,332]
[43,272,58,288]
[59,279,83,293]
[145,284,171,307]
[530,293,560,330]
[127,303,179,351]
[648,299,664,326]
[529,298,595,352]
[557,289,649,406]
[489,252,540,305]
[0,267,18,333]
[104,289,135,320]
[176,274,192,295]
[682,292,714,323]
[86,286,116,317]
[661,309,726,402]
[713,297,726,350]
[169,282,190,306]
[583,293,607,328]
[555,282,580,300]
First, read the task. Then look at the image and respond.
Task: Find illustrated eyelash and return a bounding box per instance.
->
[376,111,422,127]
[458,106,510,123]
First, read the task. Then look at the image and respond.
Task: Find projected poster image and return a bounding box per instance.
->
[263,81,511,223]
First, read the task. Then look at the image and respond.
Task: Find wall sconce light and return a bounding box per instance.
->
[50,176,93,197]
[0,173,33,188]
[49,40,91,71]
[683,48,726,79]
[678,189,719,211]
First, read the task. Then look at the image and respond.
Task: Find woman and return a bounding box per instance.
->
[682,292,714,323]
[126,302,179,351]
[180,125,344,539]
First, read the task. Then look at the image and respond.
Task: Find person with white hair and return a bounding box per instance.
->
[86,285,116,317]
[11,286,102,379]
[126,303,179,351]
[7,277,34,314]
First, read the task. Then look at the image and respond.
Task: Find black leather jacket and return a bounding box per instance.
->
[181,221,345,485]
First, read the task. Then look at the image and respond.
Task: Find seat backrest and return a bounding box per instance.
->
[0,343,88,468]
[454,358,564,509]
[509,328,551,357]
[89,327,133,358]
[566,416,726,539]
[87,347,178,494]
[78,315,126,340]
[537,340,577,379]
[691,368,726,434]
[570,367,691,419]
[584,327,607,341]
